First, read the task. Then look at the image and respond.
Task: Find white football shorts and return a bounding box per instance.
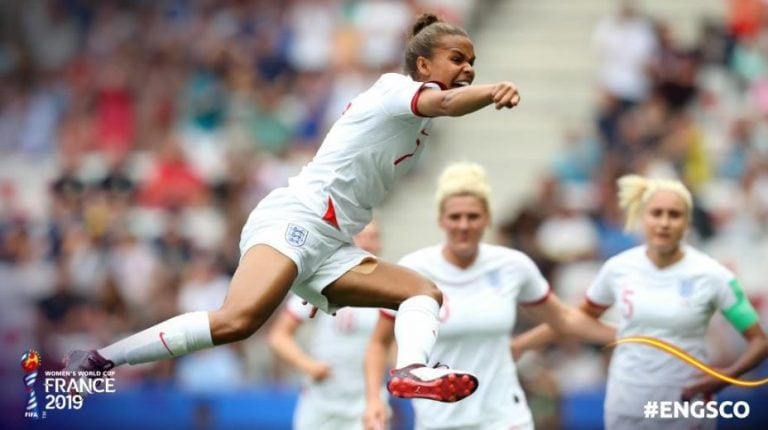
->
[239,187,373,314]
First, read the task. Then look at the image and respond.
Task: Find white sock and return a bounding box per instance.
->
[394,295,440,368]
[98,311,214,366]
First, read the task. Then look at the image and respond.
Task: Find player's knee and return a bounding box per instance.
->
[409,278,443,306]
[426,283,443,306]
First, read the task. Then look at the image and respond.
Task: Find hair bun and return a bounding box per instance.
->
[411,13,441,37]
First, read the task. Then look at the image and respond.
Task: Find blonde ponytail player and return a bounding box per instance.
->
[514,174,768,430]
[363,162,615,430]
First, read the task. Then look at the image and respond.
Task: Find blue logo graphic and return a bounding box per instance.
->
[285,224,308,247]
[678,279,694,298]
[486,269,501,288]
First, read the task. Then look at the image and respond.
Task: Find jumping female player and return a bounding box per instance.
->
[64,13,520,403]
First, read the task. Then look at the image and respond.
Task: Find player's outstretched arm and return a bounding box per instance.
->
[416,81,520,117]
[514,297,614,358]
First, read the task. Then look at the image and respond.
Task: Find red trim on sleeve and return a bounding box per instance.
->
[410,81,447,117]
[321,196,340,230]
[584,296,611,310]
[379,309,395,320]
[284,308,305,323]
[520,287,552,307]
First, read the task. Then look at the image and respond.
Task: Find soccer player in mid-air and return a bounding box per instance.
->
[64,12,521,403]
[514,174,768,429]
[363,162,616,430]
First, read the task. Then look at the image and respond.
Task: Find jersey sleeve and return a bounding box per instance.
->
[379,75,444,119]
[516,254,551,305]
[586,261,616,308]
[713,275,760,332]
[284,294,311,322]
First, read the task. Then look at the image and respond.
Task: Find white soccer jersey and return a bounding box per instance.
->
[587,245,743,416]
[285,295,381,424]
[287,73,442,238]
[388,244,550,429]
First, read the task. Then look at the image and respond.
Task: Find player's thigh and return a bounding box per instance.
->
[223,244,297,310]
[323,259,439,310]
[210,245,297,342]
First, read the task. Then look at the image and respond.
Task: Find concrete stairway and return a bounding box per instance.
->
[376,0,725,260]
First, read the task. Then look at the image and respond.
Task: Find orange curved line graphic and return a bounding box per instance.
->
[610,336,768,388]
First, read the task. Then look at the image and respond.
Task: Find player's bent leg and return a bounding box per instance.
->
[322,259,441,309]
[324,261,442,367]
[210,244,297,344]
[64,245,297,375]
[323,261,477,403]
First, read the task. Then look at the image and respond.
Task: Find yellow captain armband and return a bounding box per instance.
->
[721,279,760,332]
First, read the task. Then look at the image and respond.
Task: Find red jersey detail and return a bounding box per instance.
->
[158,332,174,356]
[379,309,395,320]
[410,81,447,117]
[322,196,340,229]
[584,296,611,310]
[394,139,421,166]
[520,287,552,307]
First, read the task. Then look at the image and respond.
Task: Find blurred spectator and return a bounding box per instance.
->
[649,21,700,112]
[139,137,206,208]
[593,0,658,105]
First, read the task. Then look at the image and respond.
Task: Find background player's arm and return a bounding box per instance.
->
[416,82,519,117]
[364,314,396,430]
[513,297,613,359]
[682,321,768,399]
[718,323,767,377]
[267,310,331,381]
[682,278,768,399]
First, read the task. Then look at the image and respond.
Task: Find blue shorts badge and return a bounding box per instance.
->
[285,223,308,247]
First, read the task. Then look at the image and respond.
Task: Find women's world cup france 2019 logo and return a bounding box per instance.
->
[20,349,41,420]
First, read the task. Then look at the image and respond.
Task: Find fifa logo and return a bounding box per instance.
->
[20,349,41,420]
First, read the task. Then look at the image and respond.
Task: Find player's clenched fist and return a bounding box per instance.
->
[491,81,520,109]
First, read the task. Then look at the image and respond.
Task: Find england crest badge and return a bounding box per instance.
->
[285,223,308,247]
[678,278,694,298]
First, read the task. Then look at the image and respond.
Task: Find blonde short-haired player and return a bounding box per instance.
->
[63,12,522,403]
[363,162,616,430]
[514,174,768,430]
[268,223,388,430]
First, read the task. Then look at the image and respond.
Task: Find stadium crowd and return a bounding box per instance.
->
[0,0,767,428]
